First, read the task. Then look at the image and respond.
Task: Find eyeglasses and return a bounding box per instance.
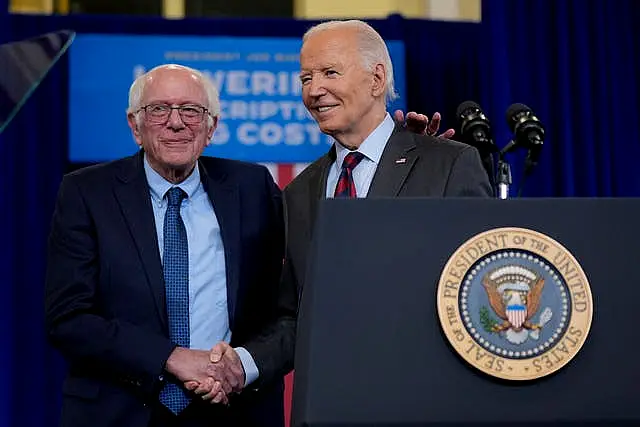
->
[138,103,209,125]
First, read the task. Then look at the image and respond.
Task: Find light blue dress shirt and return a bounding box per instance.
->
[326,113,395,198]
[144,155,259,386]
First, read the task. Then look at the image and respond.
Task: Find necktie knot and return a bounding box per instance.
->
[166,187,186,207]
[342,151,365,172]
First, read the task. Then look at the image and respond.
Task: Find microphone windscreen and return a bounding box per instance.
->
[505,103,532,130]
[456,100,482,118]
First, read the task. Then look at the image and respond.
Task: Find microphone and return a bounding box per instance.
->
[503,103,545,167]
[456,100,498,156]
[502,103,546,197]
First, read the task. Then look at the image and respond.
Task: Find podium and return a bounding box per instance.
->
[292,198,640,427]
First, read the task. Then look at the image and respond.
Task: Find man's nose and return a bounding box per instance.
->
[308,78,327,97]
[167,108,185,129]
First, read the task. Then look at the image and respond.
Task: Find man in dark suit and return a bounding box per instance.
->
[45,64,284,427]
[239,20,493,388]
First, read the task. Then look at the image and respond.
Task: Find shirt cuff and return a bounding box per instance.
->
[235,346,259,387]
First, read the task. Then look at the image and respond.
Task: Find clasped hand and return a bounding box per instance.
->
[165,342,244,405]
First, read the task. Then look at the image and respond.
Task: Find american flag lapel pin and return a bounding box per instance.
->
[395,157,407,164]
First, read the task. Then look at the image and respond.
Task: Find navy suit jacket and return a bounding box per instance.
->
[45,151,285,427]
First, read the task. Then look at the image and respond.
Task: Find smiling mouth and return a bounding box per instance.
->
[315,105,338,113]
[161,139,191,143]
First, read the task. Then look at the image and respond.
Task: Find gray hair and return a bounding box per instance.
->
[303,19,399,104]
[127,64,220,126]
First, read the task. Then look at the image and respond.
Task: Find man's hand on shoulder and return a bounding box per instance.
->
[393,110,455,139]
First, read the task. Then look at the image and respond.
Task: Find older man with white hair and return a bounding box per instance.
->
[45,64,286,427]
[240,19,493,389]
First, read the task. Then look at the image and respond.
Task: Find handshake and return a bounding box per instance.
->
[165,341,245,405]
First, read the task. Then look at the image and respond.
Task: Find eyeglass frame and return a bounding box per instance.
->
[136,103,212,125]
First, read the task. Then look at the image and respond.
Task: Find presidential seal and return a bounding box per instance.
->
[436,227,593,381]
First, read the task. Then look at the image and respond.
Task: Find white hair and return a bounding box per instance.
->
[303,19,399,104]
[127,64,220,127]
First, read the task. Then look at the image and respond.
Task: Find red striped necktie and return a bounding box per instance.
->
[334,151,365,198]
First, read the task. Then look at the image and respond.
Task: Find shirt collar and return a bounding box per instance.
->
[143,153,201,204]
[334,112,395,167]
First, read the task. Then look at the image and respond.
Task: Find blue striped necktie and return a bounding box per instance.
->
[159,187,191,414]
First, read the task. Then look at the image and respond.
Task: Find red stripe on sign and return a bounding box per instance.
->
[277,164,295,188]
[284,371,294,427]
[279,165,295,424]
[274,164,295,425]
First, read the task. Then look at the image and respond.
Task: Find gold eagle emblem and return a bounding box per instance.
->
[482,265,551,344]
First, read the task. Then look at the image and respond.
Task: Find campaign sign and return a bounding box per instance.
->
[68,34,406,163]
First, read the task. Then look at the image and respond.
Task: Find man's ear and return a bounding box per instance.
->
[206,115,218,144]
[127,113,142,146]
[371,63,387,98]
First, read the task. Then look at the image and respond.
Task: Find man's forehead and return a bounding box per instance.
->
[303,30,356,51]
[147,71,202,89]
[146,69,199,86]
[143,71,206,102]
[301,33,358,68]
[300,55,342,69]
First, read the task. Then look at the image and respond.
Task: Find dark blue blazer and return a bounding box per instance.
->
[45,150,285,427]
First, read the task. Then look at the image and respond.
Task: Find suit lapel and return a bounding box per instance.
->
[114,151,168,330]
[306,150,334,233]
[199,162,241,329]
[368,126,418,197]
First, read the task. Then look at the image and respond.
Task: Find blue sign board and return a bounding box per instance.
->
[69,34,406,163]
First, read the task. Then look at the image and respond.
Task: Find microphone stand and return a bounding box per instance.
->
[496,153,512,200]
[517,139,542,197]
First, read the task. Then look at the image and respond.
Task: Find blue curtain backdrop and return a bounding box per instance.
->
[0,1,638,426]
[480,0,640,197]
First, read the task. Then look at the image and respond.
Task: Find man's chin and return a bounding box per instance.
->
[317,122,340,136]
[162,156,195,171]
